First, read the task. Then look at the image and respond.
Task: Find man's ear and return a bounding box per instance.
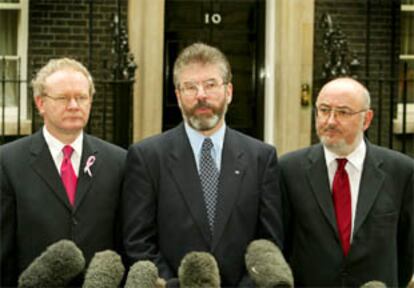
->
[175,89,182,108]
[225,83,233,104]
[363,109,374,131]
[34,95,45,116]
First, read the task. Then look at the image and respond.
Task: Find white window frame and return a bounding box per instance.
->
[394,4,414,135]
[0,0,30,135]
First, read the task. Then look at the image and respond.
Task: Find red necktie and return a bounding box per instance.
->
[61,145,78,206]
[333,158,351,256]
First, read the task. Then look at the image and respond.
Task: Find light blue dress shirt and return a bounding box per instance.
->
[184,122,226,173]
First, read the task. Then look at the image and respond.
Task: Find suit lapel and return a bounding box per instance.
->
[167,125,212,245]
[353,143,385,235]
[30,130,72,210]
[306,145,338,234]
[73,135,99,211]
[211,128,245,250]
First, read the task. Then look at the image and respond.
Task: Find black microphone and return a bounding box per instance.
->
[178,251,220,288]
[82,250,125,288]
[245,239,293,288]
[165,278,180,288]
[125,260,165,288]
[18,239,85,288]
[360,281,387,288]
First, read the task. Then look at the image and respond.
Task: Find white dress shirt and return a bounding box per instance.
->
[323,140,367,241]
[42,126,83,176]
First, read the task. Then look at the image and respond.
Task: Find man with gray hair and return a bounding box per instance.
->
[0,58,126,286]
[122,43,283,287]
[280,77,413,286]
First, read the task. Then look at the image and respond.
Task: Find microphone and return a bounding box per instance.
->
[178,251,220,288]
[408,279,414,288]
[125,260,165,288]
[18,239,85,288]
[245,239,294,288]
[82,250,125,288]
[361,280,387,288]
[360,281,387,288]
[165,278,180,288]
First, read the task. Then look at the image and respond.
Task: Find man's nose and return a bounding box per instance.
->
[195,86,208,100]
[67,98,80,108]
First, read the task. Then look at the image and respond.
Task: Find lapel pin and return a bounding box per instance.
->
[84,155,96,177]
[235,170,240,175]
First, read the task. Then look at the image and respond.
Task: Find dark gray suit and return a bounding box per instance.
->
[122,124,283,287]
[280,142,414,287]
[0,130,126,287]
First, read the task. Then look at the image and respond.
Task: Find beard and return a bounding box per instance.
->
[317,124,364,156]
[179,98,228,131]
[319,134,350,156]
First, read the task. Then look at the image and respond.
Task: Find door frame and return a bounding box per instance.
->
[128,0,314,155]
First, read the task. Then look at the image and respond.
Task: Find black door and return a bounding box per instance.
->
[163,0,265,139]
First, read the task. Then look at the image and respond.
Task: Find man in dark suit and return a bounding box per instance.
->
[122,43,283,287]
[280,77,413,287]
[0,58,126,286]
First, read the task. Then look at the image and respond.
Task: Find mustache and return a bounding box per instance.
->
[190,100,215,112]
[195,100,213,109]
[322,125,340,133]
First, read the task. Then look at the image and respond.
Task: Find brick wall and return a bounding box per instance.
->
[25,0,412,154]
[28,0,128,142]
[313,0,413,156]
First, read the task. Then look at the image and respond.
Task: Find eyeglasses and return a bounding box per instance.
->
[315,106,367,121]
[179,80,227,98]
[43,94,91,106]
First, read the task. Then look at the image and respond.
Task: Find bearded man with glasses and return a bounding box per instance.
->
[122,42,283,287]
[0,58,126,286]
[280,77,413,287]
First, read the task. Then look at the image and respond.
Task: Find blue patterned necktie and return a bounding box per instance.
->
[199,138,219,233]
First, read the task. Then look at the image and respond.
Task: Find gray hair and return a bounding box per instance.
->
[173,42,232,88]
[32,57,95,98]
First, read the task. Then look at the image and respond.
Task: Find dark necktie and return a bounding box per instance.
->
[333,158,352,256]
[199,138,219,232]
[61,145,78,206]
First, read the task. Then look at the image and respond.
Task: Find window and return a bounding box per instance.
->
[0,0,29,135]
[400,1,414,99]
[394,0,414,134]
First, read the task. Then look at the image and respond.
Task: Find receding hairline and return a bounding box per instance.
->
[317,77,371,109]
[32,57,95,98]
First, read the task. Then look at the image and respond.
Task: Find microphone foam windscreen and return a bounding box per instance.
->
[124,260,159,288]
[166,278,180,288]
[82,250,125,288]
[360,281,387,288]
[408,279,414,288]
[18,239,85,288]
[245,239,294,288]
[178,251,220,288]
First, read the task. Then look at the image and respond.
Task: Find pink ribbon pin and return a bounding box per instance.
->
[84,155,96,177]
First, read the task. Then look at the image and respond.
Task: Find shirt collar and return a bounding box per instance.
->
[324,139,366,171]
[42,126,83,158]
[184,122,226,155]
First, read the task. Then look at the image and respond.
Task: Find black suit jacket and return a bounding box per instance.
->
[122,124,283,287]
[280,142,414,287]
[0,130,126,287]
